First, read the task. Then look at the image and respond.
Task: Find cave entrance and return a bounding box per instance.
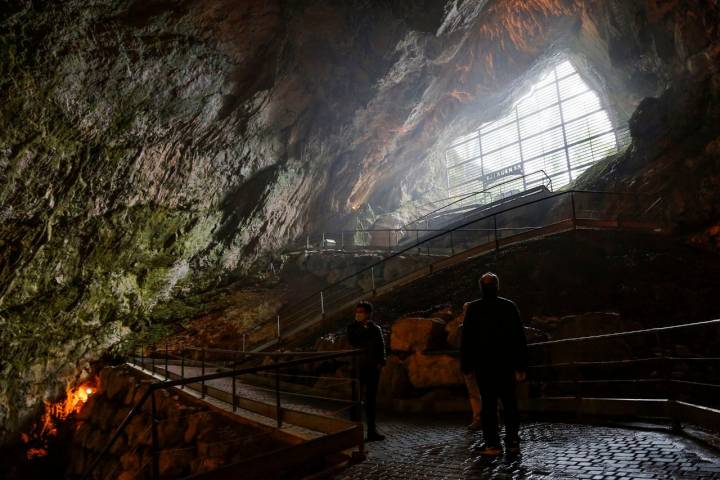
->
[445,59,630,207]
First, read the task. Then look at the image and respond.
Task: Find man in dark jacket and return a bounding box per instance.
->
[347,300,386,441]
[461,272,528,456]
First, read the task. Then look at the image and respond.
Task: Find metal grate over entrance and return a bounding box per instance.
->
[446,60,630,198]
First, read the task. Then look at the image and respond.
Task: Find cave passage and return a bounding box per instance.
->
[2,1,720,479]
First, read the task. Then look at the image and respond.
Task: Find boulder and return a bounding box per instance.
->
[125,414,151,446]
[104,368,130,401]
[391,317,447,352]
[689,223,720,253]
[109,432,127,456]
[432,304,455,323]
[445,315,464,349]
[184,412,213,444]
[120,450,141,472]
[94,397,118,432]
[98,367,113,394]
[159,448,194,478]
[158,414,186,447]
[112,406,132,429]
[378,356,414,398]
[407,353,464,388]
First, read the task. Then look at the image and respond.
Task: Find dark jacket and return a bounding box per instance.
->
[347,320,386,373]
[460,296,528,375]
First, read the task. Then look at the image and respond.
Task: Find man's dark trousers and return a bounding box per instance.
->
[360,367,381,433]
[477,370,519,446]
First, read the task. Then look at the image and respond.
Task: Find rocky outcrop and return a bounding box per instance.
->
[378,356,414,399]
[390,317,447,352]
[381,312,464,395]
[407,353,464,389]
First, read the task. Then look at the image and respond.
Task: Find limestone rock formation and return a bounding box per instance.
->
[390,317,447,352]
[407,353,464,389]
[445,314,464,349]
[378,355,414,399]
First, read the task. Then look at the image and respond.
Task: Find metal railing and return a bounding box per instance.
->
[81,348,362,480]
[289,170,554,254]
[526,319,720,430]
[402,170,554,231]
[243,189,665,353]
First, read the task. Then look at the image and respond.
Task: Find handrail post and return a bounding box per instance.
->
[387,230,391,252]
[201,347,206,399]
[151,346,155,373]
[322,232,326,251]
[277,314,281,340]
[180,345,185,389]
[306,235,309,250]
[151,390,160,480]
[493,215,499,252]
[275,359,282,428]
[140,343,145,369]
[165,342,169,381]
[656,331,681,432]
[572,359,581,420]
[371,266,376,295]
[341,230,344,250]
[320,290,326,336]
[232,351,237,413]
[450,230,455,255]
[571,191,577,228]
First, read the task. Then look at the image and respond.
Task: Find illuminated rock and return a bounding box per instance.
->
[391,317,447,352]
[407,353,464,388]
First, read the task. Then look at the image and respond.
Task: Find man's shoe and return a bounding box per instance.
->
[366,431,386,442]
[477,444,502,456]
[467,420,482,431]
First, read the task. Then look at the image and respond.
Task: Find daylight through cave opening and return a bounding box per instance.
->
[444,59,630,207]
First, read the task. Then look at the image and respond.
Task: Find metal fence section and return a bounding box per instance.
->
[526,319,720,431]
[403,170,554,231]
[446,59,632,196]
[289,170,555,254]
[247,190,665,353]
[82,348,363,480]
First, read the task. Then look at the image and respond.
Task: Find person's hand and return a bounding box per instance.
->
[514,371,527,382]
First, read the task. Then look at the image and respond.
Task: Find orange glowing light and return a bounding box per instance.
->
[23,379,97,460]
[45,382,94,422]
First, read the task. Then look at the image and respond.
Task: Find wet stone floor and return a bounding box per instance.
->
[340,416,720,479]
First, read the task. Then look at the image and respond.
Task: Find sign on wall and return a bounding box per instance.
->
[483,163,523,184]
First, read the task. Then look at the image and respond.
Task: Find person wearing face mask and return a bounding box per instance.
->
[347,300,387,441]
[460,272,528,456]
